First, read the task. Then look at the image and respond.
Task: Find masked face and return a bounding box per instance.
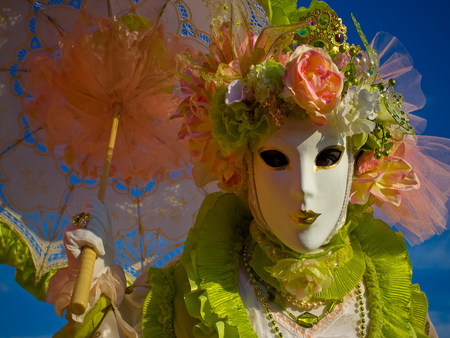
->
[250,115,352,253]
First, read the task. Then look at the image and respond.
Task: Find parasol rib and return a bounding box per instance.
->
[0,68,28,73]
[0,127,42,157]
[42,12,65,36]
[107,0,112,18]
[23,0,65,36]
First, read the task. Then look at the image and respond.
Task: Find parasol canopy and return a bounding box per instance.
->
[0,0,269,286]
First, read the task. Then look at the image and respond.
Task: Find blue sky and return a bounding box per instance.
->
[1,0,450,337]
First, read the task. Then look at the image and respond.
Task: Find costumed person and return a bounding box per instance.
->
[1,0,449,337]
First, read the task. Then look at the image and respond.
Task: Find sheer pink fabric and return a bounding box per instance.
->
[375,135,450,244]
[370,33,450,244]
[371,32,426,115]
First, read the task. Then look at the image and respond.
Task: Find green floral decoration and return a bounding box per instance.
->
[210,89,273,154]
[265,257,334,298]
[246,60,285,102]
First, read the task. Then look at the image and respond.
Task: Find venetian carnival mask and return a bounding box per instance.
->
[249,115,353,253]
[176,1,441,249]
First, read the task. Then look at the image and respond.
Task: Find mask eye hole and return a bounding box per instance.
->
[259,149,290,170]
[315,146,344,169]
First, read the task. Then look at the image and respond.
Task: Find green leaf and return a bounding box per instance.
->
[352,133,368,152]
[264,0,336,25]
[351,14,379,75]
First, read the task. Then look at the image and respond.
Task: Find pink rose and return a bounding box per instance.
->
[283,45,343,124]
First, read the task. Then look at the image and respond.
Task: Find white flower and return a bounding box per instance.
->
[225,79,245,105]
[331,86,380,136]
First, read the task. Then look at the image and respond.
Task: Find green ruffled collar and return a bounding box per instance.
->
[247,219,365,301]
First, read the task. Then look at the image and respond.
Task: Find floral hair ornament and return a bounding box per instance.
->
[175,0,449,243]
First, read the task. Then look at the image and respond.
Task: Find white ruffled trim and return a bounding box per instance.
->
[47,264,127,322]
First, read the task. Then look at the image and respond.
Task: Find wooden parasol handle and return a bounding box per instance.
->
[70,103,122,316]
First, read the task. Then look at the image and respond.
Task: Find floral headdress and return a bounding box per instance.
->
[175,0,449,243]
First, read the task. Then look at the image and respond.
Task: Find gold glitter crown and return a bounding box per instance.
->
[294,8,348,54]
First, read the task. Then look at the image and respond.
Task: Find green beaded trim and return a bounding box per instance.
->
[355,283,367,336]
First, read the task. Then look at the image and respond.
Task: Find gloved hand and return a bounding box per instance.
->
[64,197,114,281]
[47,197,126,319]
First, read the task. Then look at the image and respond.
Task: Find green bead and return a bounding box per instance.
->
[270,320,276,327]
[339,45,347,53]
[296,312,319,328]
[389,78,396,86]
[267,314,273,319]
[278,333,283,337]
[350,48,357,56]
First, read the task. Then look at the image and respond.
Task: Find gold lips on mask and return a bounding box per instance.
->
[289,209,321,225]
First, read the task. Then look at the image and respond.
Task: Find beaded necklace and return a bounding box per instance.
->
[242,244,368,337]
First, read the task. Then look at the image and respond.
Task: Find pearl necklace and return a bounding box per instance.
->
[277,291,325,311]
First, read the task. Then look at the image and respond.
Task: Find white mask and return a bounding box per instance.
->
[248,115,353,253]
